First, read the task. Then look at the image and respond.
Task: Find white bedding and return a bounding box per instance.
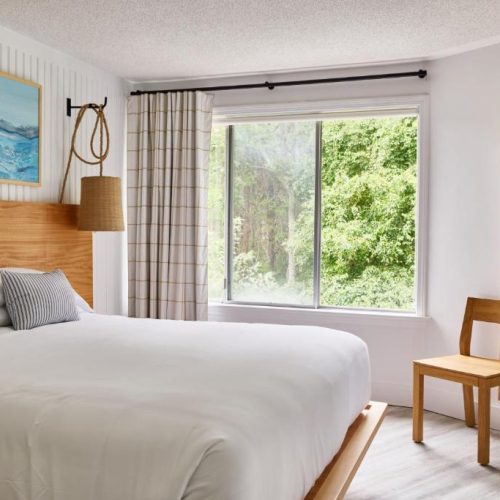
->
[0,314,370,500]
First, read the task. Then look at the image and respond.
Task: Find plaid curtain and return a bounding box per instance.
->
[127,91,213,320]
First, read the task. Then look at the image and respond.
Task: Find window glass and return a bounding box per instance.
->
[320,116,417,310]
[231,121,316,304]
[207,112,419,312]
[207,125,226,301]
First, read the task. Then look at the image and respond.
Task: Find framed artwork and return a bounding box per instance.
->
[0,71,41,186]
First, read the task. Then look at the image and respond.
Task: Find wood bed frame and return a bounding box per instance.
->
[0,200,386,499]
[306,401,387,499]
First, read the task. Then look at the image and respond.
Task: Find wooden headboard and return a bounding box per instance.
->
[0,201,93,306]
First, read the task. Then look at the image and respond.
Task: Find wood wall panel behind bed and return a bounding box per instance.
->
[0,201,93,306]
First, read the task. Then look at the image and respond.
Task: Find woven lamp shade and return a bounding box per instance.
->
[78,176,124,231]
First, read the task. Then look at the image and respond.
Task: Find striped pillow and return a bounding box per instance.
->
[1,269,79,331]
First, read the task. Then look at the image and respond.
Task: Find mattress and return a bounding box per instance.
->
[0,313,370,500]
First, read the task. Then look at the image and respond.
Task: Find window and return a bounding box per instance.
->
[208,102,425,314]
[231,121,316,304]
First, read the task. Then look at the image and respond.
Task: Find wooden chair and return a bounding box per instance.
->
[413,297,500,465]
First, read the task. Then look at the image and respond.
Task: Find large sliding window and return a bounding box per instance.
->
[208,102,424,314]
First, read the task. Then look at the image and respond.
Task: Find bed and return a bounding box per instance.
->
[0,200,386,500]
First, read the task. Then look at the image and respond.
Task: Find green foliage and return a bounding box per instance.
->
[231,121,315,303]
[319,117,417,309]
[208,116,418,310]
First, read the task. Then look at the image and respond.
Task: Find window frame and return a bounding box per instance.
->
[212,95,429,317]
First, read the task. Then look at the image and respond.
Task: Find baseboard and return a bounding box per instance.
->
[373,380,500,431]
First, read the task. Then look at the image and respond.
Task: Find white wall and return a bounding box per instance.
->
[424,44,500,425]
[0,25,128,315]
[137,48,500,428]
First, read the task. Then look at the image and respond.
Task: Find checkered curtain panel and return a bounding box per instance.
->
[127,91,214,320]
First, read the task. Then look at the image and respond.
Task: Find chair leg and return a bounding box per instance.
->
[477,380,490,465]
[413,364,424,442]
[463,385,476,427]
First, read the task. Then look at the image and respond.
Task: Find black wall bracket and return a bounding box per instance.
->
[66,97,108,117]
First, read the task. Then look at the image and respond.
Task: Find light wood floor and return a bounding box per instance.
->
[347,406,500,499]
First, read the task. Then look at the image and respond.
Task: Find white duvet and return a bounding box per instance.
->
[0,314,370,500]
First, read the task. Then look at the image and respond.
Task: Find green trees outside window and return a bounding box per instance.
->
[208,114,418,311]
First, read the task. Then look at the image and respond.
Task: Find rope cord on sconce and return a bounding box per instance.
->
[59,104,110,203]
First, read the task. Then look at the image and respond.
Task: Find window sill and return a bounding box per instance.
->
[208,302,430,329]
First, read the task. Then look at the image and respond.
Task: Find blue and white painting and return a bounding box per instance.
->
[0,74,40,185]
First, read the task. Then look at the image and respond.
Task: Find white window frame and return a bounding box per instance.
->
[212,95,429,317]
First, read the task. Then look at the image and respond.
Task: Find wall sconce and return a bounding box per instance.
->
[78,176,124,231]
[59,99,124,232]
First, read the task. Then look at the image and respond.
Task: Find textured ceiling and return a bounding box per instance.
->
[1,0,500,82]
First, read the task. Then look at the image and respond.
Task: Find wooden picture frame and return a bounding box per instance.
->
[0,71,42,187]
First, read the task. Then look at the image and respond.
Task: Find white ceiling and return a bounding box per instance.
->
[1,0,500,82]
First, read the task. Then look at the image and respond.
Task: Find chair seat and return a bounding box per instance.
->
[415,354,500,379]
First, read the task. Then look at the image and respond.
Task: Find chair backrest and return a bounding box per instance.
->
[459,297,500,355]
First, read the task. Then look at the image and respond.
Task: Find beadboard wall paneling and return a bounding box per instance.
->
[0,25,128,315]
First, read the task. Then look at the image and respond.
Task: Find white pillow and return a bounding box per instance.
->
[74,293,93,313]
[0,268,93,313]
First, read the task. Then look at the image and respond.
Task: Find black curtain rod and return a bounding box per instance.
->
[130,69,427,95]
